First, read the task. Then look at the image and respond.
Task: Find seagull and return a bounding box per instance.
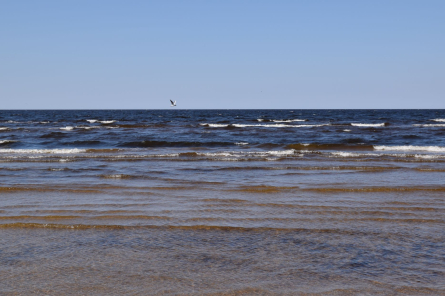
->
[170,100,176,107]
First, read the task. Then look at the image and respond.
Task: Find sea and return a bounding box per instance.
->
[0,109,444,295]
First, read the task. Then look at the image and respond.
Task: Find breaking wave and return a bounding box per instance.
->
[0,148,86,154]
[200,123,329,128]
[374,146,445,152]
[414,124,445,127]
[351,123,386,127]
[119,140,236,148]
[86,119,117,124]
[0,140,18,146]
[60,126,74,131]
[287,143,373,151]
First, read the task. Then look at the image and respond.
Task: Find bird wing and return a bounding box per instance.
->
[170,100,174,105]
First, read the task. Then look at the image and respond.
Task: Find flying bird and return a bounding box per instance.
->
[170,100,176,107]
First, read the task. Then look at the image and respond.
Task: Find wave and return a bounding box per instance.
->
[0,140,18,146]
[281,144,445,153]
[257,119,306,122]
[327,151,445,160]
[61,126,103,131]
[273,119,306,122]
[201,123,329,128]
[86,119,117,124]
[431,119,445,122]
[351,123,386,127]
[119,140,236,148]
[0,148,86,154]
[174,150,297,159]
[218,165,401,171]
[414,124,445,127]
[374,146,445,152]
[200,123,228,127]
[287,143,373,151]
[76,126,101,130]
[60,126,74,131]
[85,148,121,153]
[0,127,9,131]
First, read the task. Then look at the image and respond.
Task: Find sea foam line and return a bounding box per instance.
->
[86,120,117,124]
[60,126,74,131]
[257,119,306,122]
[374,146,445,152]
[0,148,86,154]
[201,123,329,128]
[351,123,385,127]
[414,124,445,127]
[328,151,444,159]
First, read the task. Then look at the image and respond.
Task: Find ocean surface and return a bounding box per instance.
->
[1,109,444,295]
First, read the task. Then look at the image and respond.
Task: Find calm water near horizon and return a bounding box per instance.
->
[1,109,444,295]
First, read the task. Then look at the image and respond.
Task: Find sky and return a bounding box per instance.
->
[0,0,444,109]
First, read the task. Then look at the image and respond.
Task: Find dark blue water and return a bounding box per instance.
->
[1,109,445,149]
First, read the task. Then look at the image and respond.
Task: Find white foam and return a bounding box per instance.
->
[343,129,351,132]
[330,151,364,158]
[103,174,127,178]
[77,126,100,130]
[86,119,116,124]
[0,140,17,144]
[0,148,86,154]
[60,126,74,131]
[374,146,445,152]
[200,123,228,127]
[201,123,328,128]
[192,149,297,158]
[272,119,306,122]
[326,150,445,160]
[265,149,296,155]
[195,152,233,157]
[233,124,328,128]
[0,127,9,131]
[235,142,249,145]
[431,119,445,122]
[257,119,265,122]
[351,123,385,127]
[414,124,445,127]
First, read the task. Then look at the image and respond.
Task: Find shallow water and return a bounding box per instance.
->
[1,110,445,295]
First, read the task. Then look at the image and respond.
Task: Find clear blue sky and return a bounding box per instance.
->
[1,0,444,109]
